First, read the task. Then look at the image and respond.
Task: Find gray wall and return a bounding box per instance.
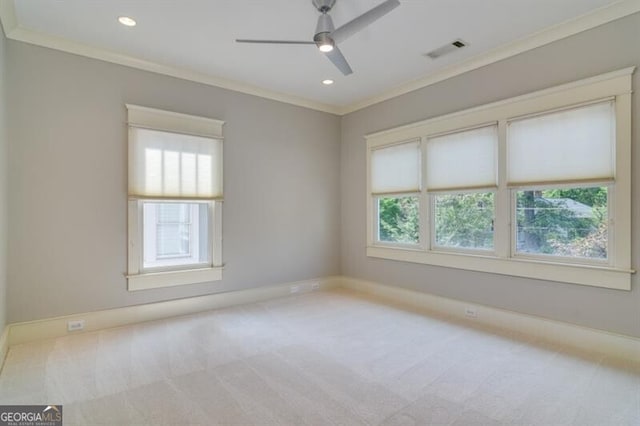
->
[6,41,341,323]
[4,13,640,337]
[0,24,7,332]
[341,13,640,337]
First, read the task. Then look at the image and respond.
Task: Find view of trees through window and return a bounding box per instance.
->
[377,196,419,244]
[434,193,494,250]
[516,186,607,259]
[378,187,607,260]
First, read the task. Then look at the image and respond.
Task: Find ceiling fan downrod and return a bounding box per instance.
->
[312,0,337,14]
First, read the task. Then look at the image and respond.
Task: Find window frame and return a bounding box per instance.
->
[126,105,224,291]
[365,67,634,290]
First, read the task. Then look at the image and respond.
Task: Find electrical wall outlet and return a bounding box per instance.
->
[67,319,85,332]
[464,307,478,318]
[289,285,300,294]
[311,282,320,291]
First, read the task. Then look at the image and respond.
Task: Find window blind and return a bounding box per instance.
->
[507,101,615,186]
[129,127,223,199]
[370,140,421,194]
[426,125,497,191]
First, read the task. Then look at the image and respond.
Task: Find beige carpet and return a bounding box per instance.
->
[0,288,638,425]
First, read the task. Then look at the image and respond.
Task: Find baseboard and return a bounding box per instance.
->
[0,326,8,372]
[5,274,639,363]
[7,276,341,346]
[340,276,640,362]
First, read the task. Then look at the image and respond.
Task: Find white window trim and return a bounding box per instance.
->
[365,67,635,290]
[126,105,224,291]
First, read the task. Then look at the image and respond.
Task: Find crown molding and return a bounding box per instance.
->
[338,0,640,115]
[0,4,341,115]
[1,0,639,116]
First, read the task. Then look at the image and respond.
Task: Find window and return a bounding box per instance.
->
[143,202,209,269]
[377,195,419,245]
[370,140,421,246]
[515,186,608,260]
[127,105,224,291]
[434,192,495,251]
[427,125,498,252]
[366,67,633,290]
[507,101,614,263]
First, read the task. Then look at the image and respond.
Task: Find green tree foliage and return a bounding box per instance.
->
[544,187,607,208]
[517,187,607,258]
[434,193,494,249]
[378,197,419,243]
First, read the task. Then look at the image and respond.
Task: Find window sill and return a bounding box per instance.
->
[366,246,632,290]
[127,266,223,291]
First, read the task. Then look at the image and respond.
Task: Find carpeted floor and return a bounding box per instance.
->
[0,288,638,425]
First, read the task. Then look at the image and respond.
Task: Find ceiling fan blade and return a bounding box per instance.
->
[236,39,315,45]
[330,0,400,44]
[325,46,353,76]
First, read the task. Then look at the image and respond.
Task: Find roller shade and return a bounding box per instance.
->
[507,101,615,186]
[129,127,223,199]
[371,141,421,194]
[426,125,497,191]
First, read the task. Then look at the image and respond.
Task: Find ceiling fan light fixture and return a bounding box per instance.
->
[314,31,335,53]
[118,16,137,27]
[322,79,334,85]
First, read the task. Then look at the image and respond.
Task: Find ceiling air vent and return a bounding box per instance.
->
[425,39,468,60]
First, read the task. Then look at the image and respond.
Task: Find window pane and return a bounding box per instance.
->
[143,202,210,269]
[516,187,607,259]
[377,196,419,244]
[156,203,191,258]
[434,192,494,250]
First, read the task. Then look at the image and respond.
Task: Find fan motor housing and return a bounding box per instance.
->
[315,13,335,35]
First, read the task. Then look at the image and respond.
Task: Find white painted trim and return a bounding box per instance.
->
[341,0,640,114]
[365,66,635,141]
[365,68,634,290]
[2,26,340,115]
[367,246,631,290]
[0,326,8,373]
[1,0,638,115]
[0,0,17,35]
[8,276,341,346]
[126,104,225,139]
[127,266,224,291]
[340,277,640,362]
[4,276,639,363]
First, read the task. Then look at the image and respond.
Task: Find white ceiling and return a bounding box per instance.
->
[5,0,634,112]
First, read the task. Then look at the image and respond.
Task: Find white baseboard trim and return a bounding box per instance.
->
[0,326,8,372]
[7,276,341,347]
[340,276,640,362]
[5,275,639,364]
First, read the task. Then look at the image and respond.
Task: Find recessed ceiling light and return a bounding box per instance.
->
[118,16,137,27]
[322,79,334,85]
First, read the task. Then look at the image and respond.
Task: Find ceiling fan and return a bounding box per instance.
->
[236,0,401,76]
